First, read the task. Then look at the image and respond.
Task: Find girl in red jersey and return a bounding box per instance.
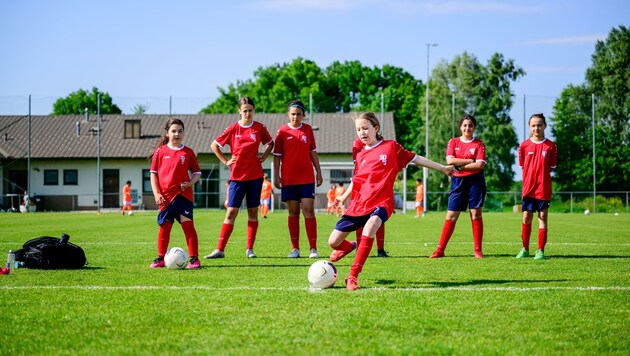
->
[205,97,274,259]
[516,113,558,260]
[329,112,454,290]
[149,118,202,269]
[273,99,323,259]
[430,114,487,259]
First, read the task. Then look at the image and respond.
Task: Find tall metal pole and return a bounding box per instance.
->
[523,94,527,140]
[381,92,384,136]
[451,93,455,138]
[97,94,101,214]
[28,95,32,197]
[424,43,438,213]
[592,93,596,213]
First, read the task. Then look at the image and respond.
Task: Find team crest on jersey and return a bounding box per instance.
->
[542,151,547,158]
[301,135,307,143]
[379,154,388,165]
[250,134,257,141]
[180,156,185,165]
[469,148,475,155]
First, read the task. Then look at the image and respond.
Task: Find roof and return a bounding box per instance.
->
[0,113,396,159]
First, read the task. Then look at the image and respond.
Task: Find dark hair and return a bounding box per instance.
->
[239,96,255,109]
[356,112,384,141]
[287,99,306,114]
[126,180,131,185]
[459,114,477,128]
[529,113,546,125]
[148,118,185,161]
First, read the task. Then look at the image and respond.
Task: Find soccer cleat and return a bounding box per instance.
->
[204,249,225,259]
[345,275,359,291]
[150,257,165,268]
[329,242,356,262]
[308,248,319,259]
[288,249,300,258]
[377,249,389,257]
[474,251,484,259]
[246,249,257,258]
[515,248,530,258]
[186,256,200,269]
[429,250,445,258]
[534,249,545,260]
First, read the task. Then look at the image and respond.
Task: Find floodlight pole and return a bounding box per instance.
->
[424,43,438,213]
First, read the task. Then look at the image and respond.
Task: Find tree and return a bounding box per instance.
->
[552,26,630,191]
[425,52,524,198]
[132,104,149,115]
[53,87,122,115]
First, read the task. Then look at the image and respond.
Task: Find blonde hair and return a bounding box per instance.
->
[356,112,384,140]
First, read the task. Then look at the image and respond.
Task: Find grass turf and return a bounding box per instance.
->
[1,210,629,354]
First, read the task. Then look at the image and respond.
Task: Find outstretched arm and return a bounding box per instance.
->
[412,155,455,176]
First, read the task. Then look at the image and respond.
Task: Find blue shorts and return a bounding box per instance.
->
[334,207,389,232]
[157,195,194,225]
[522,197,550,212]
[227,178,263,209]
[281,184,315,202]
[447,173,486,211]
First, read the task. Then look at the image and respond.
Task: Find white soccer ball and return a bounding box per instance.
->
[584,209,590,215]
[127,210,134,216]
[164,247,188,270]
[308,260,337,289]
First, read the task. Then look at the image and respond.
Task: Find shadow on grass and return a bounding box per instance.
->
[369,278,571,288]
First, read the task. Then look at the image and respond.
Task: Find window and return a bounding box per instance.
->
[64,169,78,185]
[44,170,59,185]
[142,169,152,194]
[330,169,353,184]
[124,120,141,139]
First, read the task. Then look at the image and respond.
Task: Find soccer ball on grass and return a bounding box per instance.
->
[308,260,337,289]
[164,247,188,270]
[127,210,134,216]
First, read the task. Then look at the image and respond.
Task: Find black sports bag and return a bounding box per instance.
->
[14,233,87,269]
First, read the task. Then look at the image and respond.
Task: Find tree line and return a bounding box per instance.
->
[52,26,629,195]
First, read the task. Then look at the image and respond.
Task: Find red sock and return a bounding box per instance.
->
[288,216,300,250]
[217,223,234,251]
[521,223,532,250]
[181,221,198,258]
[355,227,363,247]
[247,221,259,250]
[472,218,483,253]
[376,225,385,250]
[305,217,317,250]
[437,220,456,252]
[157,220,173,257]
[350,236,374,277]
[538,228,548,251]
[333,239,354,252]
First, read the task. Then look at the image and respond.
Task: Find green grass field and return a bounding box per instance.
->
[1,210,629,355]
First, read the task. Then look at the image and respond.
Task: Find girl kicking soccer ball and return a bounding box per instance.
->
[328,112,454,290]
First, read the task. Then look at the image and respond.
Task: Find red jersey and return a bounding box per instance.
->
[352,137,363,162]
[214,120,273,181]
[446,137,486,178]
[347,140,416,217]
[150,144,201,210]
[519,138,558,200]
[272,123,317,185]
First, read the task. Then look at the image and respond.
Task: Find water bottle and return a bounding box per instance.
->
[7,250,15,272]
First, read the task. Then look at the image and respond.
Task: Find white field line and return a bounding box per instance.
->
[1,285,629,292]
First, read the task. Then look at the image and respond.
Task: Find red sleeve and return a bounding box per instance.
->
[308,125,317,151]
[518,142,525,168]
[260,124,273,145]
[215,123,233,147]
[550,142,558,169]
[477,140,486,161]
[273,127,284,155]
[188,147,201,173]
[352,138,362,161]
[394,141,416,170]
[446,138,456,158]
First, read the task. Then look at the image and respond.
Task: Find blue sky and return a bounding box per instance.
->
[0,0,627,139]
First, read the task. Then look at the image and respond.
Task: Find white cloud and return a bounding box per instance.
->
[520,35,606,46]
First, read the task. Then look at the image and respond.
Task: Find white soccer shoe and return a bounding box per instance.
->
[246,249,257,258]
[288,249,300,258]
[309,248,319,259]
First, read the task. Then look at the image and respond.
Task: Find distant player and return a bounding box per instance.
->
[430,114,487,259]
[326,184,336,214]
[205,97,274,259]
[273,99,323,259]
[335,182,347,216]
[260,174,272,218]
[149,118,202,269]
[328,112,454,290]
[121,180,132,215]
[415,179,425,218]
[516,113,558,260]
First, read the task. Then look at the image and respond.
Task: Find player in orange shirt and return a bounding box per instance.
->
[121,180,132,215]
[326,184,336,214]
[335,182,347,216]
[415,179,425,218]
[260,174,273,218]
